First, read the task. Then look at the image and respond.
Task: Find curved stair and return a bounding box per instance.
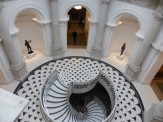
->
[46,79,105,122]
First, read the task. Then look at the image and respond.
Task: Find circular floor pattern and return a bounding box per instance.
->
[14,56,144,122]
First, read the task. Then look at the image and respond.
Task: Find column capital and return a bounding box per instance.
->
[102,0,111,4]
[152,43,163,54]
[153,11,163,20]
[38,20,52,25]
[136,32,145,41]
[0,5,4,13]
[105,23,116,29]
[10,27,20,36]
[153,0,163,20]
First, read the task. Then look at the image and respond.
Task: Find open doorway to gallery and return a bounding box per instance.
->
[151,65,163,101]
[67,6,90,48]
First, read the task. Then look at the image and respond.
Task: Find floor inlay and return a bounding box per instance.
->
[14,56,144,122]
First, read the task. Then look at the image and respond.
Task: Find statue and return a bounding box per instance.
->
[25,40,33,54]
[120,43,126,56]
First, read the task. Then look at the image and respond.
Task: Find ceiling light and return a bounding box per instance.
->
[74,6,82,10]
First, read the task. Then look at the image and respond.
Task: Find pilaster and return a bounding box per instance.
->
[9,30,29,81]
[0,38,14,84]
[102,24,116,57]
[50,0,64,59]
[86,20,98,53]
[39,21,53,56]
[90,0,111,59]
[59,19,69,52]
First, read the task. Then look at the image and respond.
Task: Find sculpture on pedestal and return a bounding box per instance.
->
[25,40,33,54]
[120,43,126,56]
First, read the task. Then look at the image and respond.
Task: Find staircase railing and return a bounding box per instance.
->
[40,70,117,122]
[40,70,60,122]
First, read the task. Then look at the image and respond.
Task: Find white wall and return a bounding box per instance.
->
[16,21,44,53]
[109,21,139,56]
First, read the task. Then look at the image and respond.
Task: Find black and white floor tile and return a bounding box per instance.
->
[14,56,144,122]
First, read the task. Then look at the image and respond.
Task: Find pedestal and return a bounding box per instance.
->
[26,52,36,59]
[116,54,124,61]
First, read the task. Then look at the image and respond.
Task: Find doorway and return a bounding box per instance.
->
[151,65,163,101]
[67,6,90,48]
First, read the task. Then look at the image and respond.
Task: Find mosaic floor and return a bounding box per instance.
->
[14,56,144,122]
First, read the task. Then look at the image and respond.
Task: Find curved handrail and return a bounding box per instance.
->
[40,70,59,122]
[40,70,117,122]
[99,71,117,122]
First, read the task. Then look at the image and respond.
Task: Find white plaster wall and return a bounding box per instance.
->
[109,21,139,56]
[107,0,154,37]
[16,21,44,53]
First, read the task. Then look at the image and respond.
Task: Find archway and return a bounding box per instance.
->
[108,14,140,69]
[67,6,90,49]
[15,9,45,61]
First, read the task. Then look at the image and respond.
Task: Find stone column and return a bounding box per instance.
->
[50,0,64,59]
[59,20,68,52]
[90,0,111,59]
[102,24,116,57]
[0,38,14,84]
[39,21,53,56]
[87,20,98,53]
[124,2,163,81]
[138,41,163,84]
[8,30,29,81]
[144,101,163,122]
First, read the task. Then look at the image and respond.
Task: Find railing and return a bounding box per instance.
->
[99,71,117,122]
[93,96,107,119]
[67,99,88,120]
[40,70,60,122]
[40,70,117,122]
[70,72,100,94]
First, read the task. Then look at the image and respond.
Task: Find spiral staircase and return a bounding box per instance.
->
[40,70,117,122]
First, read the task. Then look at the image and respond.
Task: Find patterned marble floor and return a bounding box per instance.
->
[14,56,144,122]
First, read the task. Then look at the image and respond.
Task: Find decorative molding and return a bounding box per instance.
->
[105,23,116,29]
[0,5,4,13]
[38,20,52,25]
[127,62,141,72]
[136,31,145,41]
[152,43,163,53]
[10,27,20,36]
[102,0,111,4]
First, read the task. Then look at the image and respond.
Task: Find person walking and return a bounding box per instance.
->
[72,30,78,45]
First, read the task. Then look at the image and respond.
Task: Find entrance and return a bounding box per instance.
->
[151,65,163,100]
[67,6,90,48]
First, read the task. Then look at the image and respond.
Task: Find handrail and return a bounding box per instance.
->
[40,70,117,122]
[99,71,117,122]
[93,96,107,119]
[40,70,60,122]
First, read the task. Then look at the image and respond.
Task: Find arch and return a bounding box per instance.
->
[108,9,146,37]
[8,4,48,34]
[59,1,96,21]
